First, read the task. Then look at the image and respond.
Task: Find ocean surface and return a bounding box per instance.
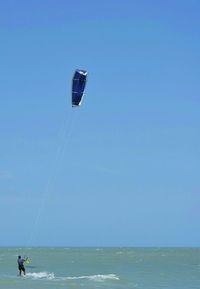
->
[0,247,199,289]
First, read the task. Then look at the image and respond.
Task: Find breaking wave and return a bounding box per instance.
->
[66,274,119,281]
[25,272,119,282]
[26,272,54,280]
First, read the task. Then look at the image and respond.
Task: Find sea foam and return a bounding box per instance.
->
[26,272,55,280]
[25,272,119,282]
[66,274,119,282]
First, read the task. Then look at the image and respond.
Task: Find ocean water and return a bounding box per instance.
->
[0,247,199,289]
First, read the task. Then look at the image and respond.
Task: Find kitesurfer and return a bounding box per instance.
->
[17,256,27,276]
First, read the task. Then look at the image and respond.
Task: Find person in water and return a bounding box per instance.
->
[17,256,27,276]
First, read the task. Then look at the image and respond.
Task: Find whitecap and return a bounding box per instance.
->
[26,272,54,280]
[66,274,119,282]
[25,272,119,282]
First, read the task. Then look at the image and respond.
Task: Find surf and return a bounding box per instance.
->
[25,272,119,282]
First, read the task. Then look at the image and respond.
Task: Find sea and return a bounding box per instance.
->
[0,247,199,289]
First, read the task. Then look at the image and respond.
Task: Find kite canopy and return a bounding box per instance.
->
[72,69,88,107]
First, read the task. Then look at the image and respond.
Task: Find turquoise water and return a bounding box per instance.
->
[0,247,199,289]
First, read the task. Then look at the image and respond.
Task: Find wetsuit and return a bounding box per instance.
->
[17,258,26,275]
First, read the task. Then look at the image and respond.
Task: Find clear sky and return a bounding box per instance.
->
[0,0,199,247]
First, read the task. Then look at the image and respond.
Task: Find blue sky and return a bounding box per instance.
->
[0,0,199,246]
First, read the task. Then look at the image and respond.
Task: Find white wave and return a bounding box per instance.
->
[66,274,119,282]
[25,272,119,282]
[26,272,54,280]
